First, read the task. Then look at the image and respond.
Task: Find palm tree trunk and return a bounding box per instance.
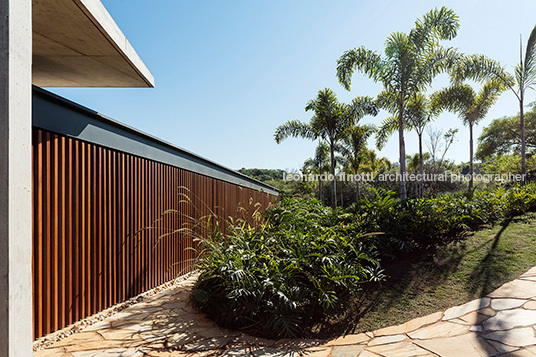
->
[354,161,360,203]
[469,123,474,191]
[520,96,526,182]
[398,100,407,199]
[340,180,344,207]
[329,142,337,208]
[418,132,424,198]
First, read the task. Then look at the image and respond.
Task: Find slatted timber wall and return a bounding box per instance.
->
[32,128,277,339]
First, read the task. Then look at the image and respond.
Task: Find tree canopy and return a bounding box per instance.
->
[477,105,536,160]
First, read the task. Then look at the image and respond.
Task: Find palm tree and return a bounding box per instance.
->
[303,141,330,202]
[337,7,459,198]
[375,93,436,197]
[274,88,377,207]
[451,25,536,179]
[337,124,376,201]
[360,149,392,176]
[430,80,506,190]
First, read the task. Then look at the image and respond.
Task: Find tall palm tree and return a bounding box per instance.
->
[337,124,376,201]
[450,25,536,179]
[274,88,377,207]
[337,7,460,198]
[375,93,436,197]
[303,141,330,202]
[430,80,506,190]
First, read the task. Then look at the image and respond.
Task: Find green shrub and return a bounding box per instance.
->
[504,184,536,215]
[190,183,536,339]
[345,184,536,253]
[191,205,381,338]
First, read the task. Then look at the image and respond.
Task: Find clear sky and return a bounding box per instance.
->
[48,0,536,172]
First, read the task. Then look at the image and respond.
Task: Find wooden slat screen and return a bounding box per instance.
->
[32,128,277,339]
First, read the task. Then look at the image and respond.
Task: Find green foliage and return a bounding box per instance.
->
[347,184,536,253]
[504,184,536,215]
[191,198,381,338]
[191,183,536,339]
[238,168,285,182]
[476,106,536,160]
[479,154,536,176]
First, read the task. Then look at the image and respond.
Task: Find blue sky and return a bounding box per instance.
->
[49,0,536,172]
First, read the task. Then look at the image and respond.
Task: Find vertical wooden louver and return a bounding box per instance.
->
[32,128,277,339]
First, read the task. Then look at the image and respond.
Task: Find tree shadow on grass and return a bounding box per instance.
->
[312,247,468,338]
[466,217,514,298]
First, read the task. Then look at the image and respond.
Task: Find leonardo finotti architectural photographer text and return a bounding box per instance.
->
[283,172,526,183]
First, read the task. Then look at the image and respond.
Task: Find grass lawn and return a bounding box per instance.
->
[316,211,536,337]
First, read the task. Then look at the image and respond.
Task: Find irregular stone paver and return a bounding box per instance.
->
[501,350,536,357]
[488,340,521,354]
[373,311,443,336]
[442,297,490,320]
[482,309,536,331]
[477,307,497,316]
[414,333,497,356]
[487,279,536,299]
[458,311,490,325]
[34,266,536,357]
[358,351,381,357]
[366,340,435,356]
[326,333,369,346]
[407,321,469,339]
[331,344,364,357]
[490,298,527,310]
[525,301,536,309]
[483,327,536,347]
[367,334,406,346]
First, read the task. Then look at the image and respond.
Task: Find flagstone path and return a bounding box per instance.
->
[34,266,536,356]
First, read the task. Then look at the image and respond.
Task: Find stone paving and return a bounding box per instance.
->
[34,266,536,357]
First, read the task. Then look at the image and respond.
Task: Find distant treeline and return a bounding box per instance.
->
[238,168,285,182]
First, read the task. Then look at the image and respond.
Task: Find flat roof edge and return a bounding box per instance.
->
[76,0,155,87]
[32,87,279,196]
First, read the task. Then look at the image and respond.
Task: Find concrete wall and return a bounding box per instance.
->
[0,0,33,356]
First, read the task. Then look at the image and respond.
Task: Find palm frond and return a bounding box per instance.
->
[337,47,382,90]
[375,116,398,150]
[410,6,459,47]
[474,79,506,123]
[274,120,316,144]
[523,25,536,90]
[348,96,379,120]
[450,54,516,94]
[429,83,475,122]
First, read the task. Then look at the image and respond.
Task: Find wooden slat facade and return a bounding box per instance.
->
[32,128,277,339]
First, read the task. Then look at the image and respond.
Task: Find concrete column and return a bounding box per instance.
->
[0,0,33,356]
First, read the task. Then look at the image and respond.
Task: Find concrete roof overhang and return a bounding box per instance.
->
[32,0,154,87]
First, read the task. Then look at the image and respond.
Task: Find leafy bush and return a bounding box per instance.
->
[190,183,536,339]
[346,184,536,253]
[504,184,536,215]
[191,204,381,338]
